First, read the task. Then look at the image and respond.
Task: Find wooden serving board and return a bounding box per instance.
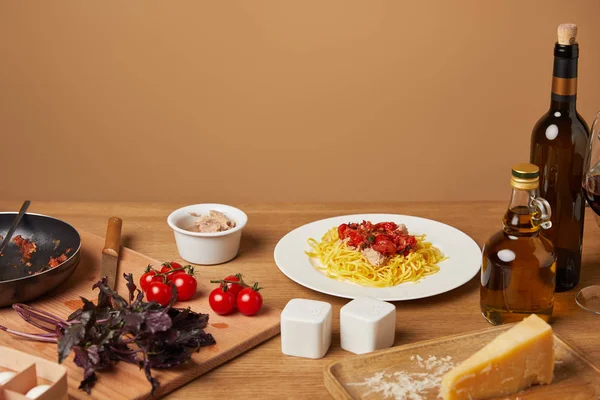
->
[324,324,600,399]
[0,231,281,400]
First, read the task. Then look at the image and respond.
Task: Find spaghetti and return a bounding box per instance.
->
[306,226,446,287]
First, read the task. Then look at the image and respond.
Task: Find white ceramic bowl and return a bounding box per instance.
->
[167,204,248,265]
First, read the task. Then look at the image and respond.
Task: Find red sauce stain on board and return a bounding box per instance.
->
[210,323,228,329]
[65,299,98,310]
[64,299,82,310]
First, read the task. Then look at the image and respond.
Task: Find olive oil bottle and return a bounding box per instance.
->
[481,164,556,325]
[530,23,589,292]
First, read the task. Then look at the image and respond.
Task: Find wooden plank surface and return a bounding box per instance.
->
[0,201,599,400]
[0,230,281,399]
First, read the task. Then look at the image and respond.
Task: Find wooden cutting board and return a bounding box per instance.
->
[324,324,600,399]
[0,231,281,400]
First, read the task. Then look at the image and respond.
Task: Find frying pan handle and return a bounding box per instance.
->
[103,217,122,257]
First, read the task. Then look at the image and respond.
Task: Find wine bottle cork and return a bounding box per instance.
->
[557,23,577,45]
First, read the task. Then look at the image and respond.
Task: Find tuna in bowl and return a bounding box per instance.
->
[167,204,248,265]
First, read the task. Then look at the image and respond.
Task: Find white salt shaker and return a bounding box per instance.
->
[281,298,332,359]
[340,297,396,354]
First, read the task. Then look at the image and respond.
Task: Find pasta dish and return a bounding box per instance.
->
[306,221,446,287]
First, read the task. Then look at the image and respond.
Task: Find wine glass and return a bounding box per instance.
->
[578,111,600,314]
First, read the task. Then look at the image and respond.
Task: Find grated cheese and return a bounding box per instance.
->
[348,354,455,399]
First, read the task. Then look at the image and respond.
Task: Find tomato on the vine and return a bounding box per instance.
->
[146,281,173,306]
[160,261,182,273]
[209,287,236,315]
[222,274,244,297]
[236,287,263,316]
[140,270,163,291]
[160,262,183,281]
[171,272,197,301]
[209,273,264,316]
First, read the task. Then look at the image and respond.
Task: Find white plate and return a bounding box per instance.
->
[274,214,482,301]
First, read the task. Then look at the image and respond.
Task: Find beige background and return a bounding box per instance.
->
[1,1,600,203]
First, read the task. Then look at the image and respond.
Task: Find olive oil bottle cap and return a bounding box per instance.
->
[511,163,539,190]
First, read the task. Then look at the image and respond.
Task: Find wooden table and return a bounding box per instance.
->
[1,201,599,399]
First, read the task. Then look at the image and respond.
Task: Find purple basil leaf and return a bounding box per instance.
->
[73,346,90,370]
[87,345,101,365]
[93,279,128,309]
[123,312,144,332]
[109,344,139,365]
[124,273,137,304]
[147,328,178,346]
[197,331,216,347]
[147,347,188,369]
[170,307,190,324]
[67,308,82,322]
[4,271,217,395]
[93,322,117,346]
[144,311,172,334]
[77,373,97,394]
[92,277,112,308]
[134,289,145,306]
[58,324,85,364]
[73,347,98,394]
[78,297,97,330]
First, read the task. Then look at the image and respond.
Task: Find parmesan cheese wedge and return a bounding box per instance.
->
[441,314,554,400]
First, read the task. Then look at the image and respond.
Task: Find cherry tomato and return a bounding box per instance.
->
[348,230,363,247]
[338,224,349,239]
[146,281,173,306]
[372,234,395,255]
[375,234,393,243]
[160,262,184,282]
[170,262,183,270]
[209,287,236,315]
[222,274,243,297]
[160,261,182,273]
[236,287,263,316]
[373,240,396,255]
[140,270,163,291]
[375,222,398,232]
[160,261,183,280]
[395,235,417,255]
[171,272,197,301]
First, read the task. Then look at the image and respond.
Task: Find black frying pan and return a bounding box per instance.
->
[0,213,81,307]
